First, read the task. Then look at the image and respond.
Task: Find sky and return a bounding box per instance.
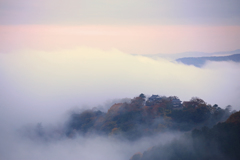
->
[0,0,240,54]
[1,0,240,25]
[1,1,240,160]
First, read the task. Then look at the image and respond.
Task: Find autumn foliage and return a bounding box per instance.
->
[130,111,240,160]
[66,94,233,140]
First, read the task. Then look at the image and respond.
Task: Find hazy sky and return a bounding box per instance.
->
[1,0,240,25]
[1,0,240,54]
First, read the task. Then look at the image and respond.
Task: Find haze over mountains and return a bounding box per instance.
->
[176,53,240,67]
[130,111,240,160]
[1,0,240,160]
[143,49,240,60]
[139,49,240,67]
[11,94,240,160]
[1,48,240,160]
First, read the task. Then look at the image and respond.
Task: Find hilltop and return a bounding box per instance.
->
[66,94,233,140]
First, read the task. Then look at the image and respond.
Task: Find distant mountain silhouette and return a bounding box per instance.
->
[176,54,240,67]
[138,49,240,60]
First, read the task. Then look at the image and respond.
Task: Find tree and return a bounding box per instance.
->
[139,93,146,99]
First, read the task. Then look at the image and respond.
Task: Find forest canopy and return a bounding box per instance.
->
[130,111,240,160]
[66,94,234,140]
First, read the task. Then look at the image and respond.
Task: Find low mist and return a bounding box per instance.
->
[0,47,240,159]
[1,127,181,160]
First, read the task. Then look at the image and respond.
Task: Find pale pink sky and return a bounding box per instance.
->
[1,25,240,54]
[1,0,240,54]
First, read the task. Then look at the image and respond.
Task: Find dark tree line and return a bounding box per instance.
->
[131,111,240,160]
[66,94,234,140]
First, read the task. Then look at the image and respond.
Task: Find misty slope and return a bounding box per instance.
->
[65,94,233,140]
[130,111,240,160]
[176,53,240,67]
[141,49,240,60]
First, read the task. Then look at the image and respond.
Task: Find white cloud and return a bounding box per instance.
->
[0,47,240,159]
[0,129,181,160]
[0,47,239,125]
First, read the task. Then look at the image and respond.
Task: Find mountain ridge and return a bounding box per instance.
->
[137,49,240,60]
[176,53,240,67]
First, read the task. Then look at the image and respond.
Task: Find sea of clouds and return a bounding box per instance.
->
[0,47,239,160]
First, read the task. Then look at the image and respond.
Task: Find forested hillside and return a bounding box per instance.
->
[66,94,233,140]
[130,111,240,160]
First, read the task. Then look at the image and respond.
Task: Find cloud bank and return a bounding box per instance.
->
[0,47,239,159]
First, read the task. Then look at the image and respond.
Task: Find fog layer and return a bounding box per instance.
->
[0,48,239,159]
